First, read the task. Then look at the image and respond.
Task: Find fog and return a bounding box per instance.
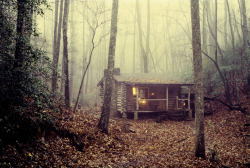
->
[33,0,249,106]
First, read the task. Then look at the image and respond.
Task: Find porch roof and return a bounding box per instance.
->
[98,73,193,86]
[114,73,193,85]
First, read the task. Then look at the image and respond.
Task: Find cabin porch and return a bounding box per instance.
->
[126,85,193,120]
[130,109,192,120]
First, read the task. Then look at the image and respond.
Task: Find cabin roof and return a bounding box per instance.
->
[98,73,193,86]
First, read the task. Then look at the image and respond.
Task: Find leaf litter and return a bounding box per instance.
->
[0,103,249,167]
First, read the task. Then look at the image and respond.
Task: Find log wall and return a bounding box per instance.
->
[99,82,191,116]
[126,85,136,112]
[116,82,127,116]
[99,85,104,104]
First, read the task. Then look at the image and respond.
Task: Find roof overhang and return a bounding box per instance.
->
[97,73,193,86]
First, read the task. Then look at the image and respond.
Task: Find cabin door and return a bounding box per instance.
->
[157,87,166,110]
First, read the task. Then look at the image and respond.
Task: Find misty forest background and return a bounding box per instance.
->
[0,0,250,167]
[25,0,250,107]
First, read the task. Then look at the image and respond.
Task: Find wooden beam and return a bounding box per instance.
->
[136,87,139,111]
[166,86,169,111]
[134,111,138,120]
[176,96,178,109]
[133,98,169,101]
[188,86,191,109]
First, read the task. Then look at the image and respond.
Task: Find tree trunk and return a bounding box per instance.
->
[33,0,38,46]
[214,0,218,63]
[226,0,235,56]
[80,2,86,106]
[224,0,228,49]
[207,0,215,59]
[63,0,70,108]
[206,14,233,106]
[240,0,248,90]
[167,27,175,74]
[226,0,240,103]
[98,0,119,134]
[145,0,150,73]
[70,0,75,101]
[133,4,136,73]
[14,0,33,68]
[120,34,127,72]
[136,0,147,73]
[190,0,205,159]
[52,0,64,94]
[73,2,106,113]
[103,1,107,70]
[163,11,170,72]
[52,0,59,67]
[60,53,65,93]
[202,0,208,56]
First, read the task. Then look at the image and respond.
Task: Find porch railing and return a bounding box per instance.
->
[175,96,190,110]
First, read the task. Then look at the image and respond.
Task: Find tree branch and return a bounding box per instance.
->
[204,96,247,113]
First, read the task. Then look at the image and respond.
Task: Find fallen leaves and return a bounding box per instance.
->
[0,102,249,167]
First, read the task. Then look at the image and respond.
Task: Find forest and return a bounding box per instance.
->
[0,0,249,167]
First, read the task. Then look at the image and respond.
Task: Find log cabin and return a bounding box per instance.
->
[98,68,194,120]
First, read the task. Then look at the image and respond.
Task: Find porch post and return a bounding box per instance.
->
[188,86,192,120]
[136,87,139,111]
[188,86,191,109]
[134,111,138,120]
[135,87,139,120]
[166,86,168,111]
[176,96,178,109]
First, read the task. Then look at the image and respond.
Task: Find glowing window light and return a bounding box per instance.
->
[151,92,155,96]
[141,100,146,104]
[133,87,136,96]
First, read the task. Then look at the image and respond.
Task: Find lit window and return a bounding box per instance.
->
[132,87,136,96]
[139,87,149,98]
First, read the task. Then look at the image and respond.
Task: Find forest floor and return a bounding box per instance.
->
[1,100,250,167]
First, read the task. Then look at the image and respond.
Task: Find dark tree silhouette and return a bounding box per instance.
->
[190,0,205,158]
[98,0,119,134]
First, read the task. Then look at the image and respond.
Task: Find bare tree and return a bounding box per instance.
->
[80,2,86,106]
[202,0,208,56]
[145,0,150,72]
[206,11,233,107]
[52,0,64,94]
[133,4,136,73]
[224,0,228,49]
[207,0,215,59]
[240,0,248,91]
[70,0,75,101]
[214,0,218,63]
[73,1,109,113]
[190,0,205,158]
[14,0,33,68]
[98,0,119,134]
[226,0,236,57]
[226,0,241,103]
[136,0,147,73]
[62,0,70,107]
[52,0,59,69]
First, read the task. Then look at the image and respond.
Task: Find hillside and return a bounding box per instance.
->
[0,102,249,167]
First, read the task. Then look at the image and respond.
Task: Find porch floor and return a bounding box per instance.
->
[127,109,192,120]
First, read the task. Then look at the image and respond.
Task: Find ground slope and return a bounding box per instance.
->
[0,103,249,167]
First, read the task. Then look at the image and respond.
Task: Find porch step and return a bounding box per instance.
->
[166,110,188,120]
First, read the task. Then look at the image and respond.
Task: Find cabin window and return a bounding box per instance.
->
[139,87,149,98]
[132,87,136,96]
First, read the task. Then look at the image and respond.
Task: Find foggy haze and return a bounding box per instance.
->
[33,0,249,106]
